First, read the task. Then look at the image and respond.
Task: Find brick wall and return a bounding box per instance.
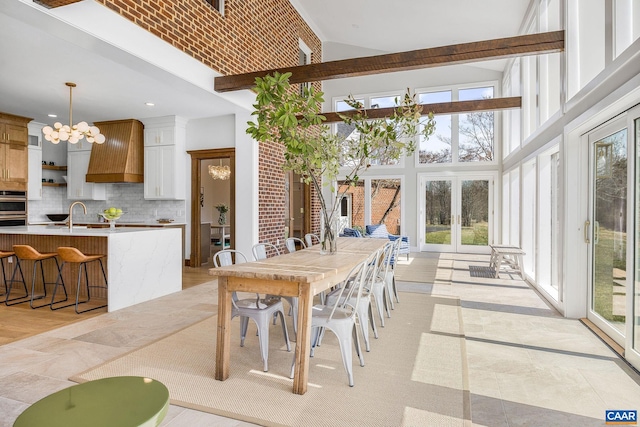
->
[96,0,322,247]
[339,183,402,235]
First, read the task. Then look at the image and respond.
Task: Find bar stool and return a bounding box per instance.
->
[1,250,24,300]
[8,245,67,309]
[53,247,108,314]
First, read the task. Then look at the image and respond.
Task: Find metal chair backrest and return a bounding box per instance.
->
[304,233,320,247]
[327,250,379,321]
[252,242,280,261]
[213,249,248,267]
[285,237,306,253]
[380,241,395,276]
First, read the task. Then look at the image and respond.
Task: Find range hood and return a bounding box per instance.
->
[86,119,144,183]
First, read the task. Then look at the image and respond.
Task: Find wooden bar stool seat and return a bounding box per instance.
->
[52,247,108,314]
[7,245,67,308]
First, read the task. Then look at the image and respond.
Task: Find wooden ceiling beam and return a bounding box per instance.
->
[33,0,82,8]
[319,96,521,123]
[215,31,564,93]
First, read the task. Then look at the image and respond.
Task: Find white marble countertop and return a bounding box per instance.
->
[0,225,175,236]
[29,221,185,227]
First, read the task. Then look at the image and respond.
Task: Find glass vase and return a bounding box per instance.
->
[320,209,339,255]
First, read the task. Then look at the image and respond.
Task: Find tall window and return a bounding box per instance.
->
[417,84,496,165]
[458,87,495,162]
[418,91,452,163]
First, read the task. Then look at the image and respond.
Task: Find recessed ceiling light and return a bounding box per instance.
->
[145,102,155,106]
[48,114,57,118]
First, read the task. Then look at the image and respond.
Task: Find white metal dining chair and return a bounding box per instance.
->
[285,237,306,253]
[213,249,291,372]
[251,242,299,338]
[251,242,279,261]
[368,241,395,326]
[324,248,382,352]
[304,233,320,247]
[385,236,402,308]
[290,254,372,387]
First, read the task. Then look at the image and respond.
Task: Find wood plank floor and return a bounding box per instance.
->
[0,265,215,346]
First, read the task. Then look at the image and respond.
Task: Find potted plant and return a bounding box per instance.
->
[247,72,435,254]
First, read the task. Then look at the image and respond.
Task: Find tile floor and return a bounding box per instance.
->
[1,254,639,426]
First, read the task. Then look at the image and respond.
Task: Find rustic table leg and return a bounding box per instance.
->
[292,284,312,395]
[215,276,232,381]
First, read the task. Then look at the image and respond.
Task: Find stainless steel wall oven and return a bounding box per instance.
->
[0,190,27,226]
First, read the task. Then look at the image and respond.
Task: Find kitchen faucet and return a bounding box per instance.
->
[68,201,87,230]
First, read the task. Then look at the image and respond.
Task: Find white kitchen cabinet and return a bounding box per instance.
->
[28,145,42,200]
[142,116,186,200]
[66,139,94,152]
[144,145,185,199]
[67,150,106,200]
[144,126,175,146]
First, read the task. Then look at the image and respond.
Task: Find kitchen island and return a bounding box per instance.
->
[0,226,182,312]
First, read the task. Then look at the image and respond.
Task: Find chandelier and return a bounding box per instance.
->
[43,82,106,145]
[208,160,231,180]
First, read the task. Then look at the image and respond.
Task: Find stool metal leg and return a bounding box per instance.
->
[47,258,69,310]
[0,257,8,296]
[30,258,67,309]
[5,258,29,306]
[74,259,108,314]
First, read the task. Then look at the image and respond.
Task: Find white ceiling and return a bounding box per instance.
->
[0,0,532,127]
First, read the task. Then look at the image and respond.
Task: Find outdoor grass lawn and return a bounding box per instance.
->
[593,227,626,323]
[425,222,488,245]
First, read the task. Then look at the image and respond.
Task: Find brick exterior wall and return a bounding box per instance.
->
[339,183,402,235]
[96,0,323,248]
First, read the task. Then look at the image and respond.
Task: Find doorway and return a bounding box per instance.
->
[586,118,628,343]
[188,148,235,267]
[285,171,310,239]
[419,173,496,253]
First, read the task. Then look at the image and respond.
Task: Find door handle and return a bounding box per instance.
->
[594,221,600,244]
[584,220,590,243]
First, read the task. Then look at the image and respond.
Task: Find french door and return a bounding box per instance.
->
[419,173,496,253]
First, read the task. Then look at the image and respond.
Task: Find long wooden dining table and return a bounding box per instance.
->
[208,237,387,394]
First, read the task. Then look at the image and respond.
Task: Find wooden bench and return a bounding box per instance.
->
[489,245,525,279]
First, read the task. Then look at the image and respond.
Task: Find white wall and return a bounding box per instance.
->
[185,112,258,259]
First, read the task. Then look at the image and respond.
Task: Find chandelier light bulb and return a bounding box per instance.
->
[42,83,105,145]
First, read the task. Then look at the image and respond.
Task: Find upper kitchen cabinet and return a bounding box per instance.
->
[142,116,186,200]
[0,112,31,191]
[144,126,175,146]
[67,150,106,200]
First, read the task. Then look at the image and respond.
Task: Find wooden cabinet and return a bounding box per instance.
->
[0,112,31,191]
[142,116,186,200]
[0,143,28,189]
[67,151,106,200]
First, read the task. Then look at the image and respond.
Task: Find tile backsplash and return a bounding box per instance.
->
[28,184,186,223]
